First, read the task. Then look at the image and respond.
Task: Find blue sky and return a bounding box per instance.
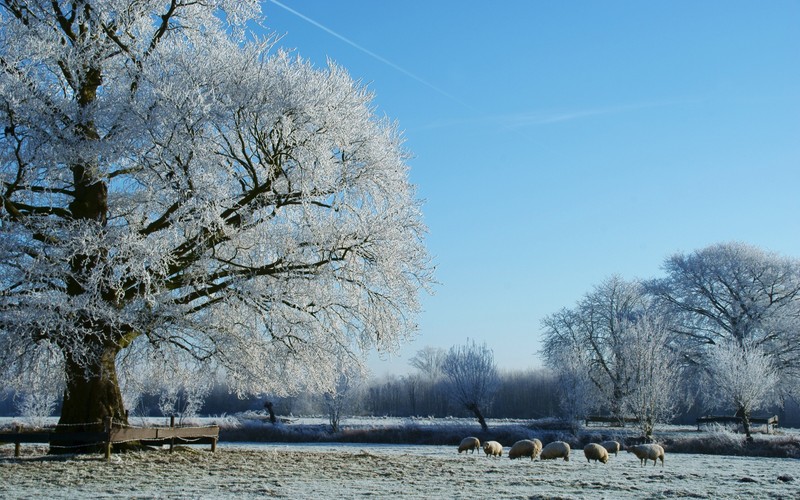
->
[260,1,800,377]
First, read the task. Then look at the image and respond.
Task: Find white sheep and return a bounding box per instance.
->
[583,443,609,464]
[626,444,665,467]
[482,440,503,457]
[540,441,570,461]
[508,439,542,460]
[532,438,543,458]
[458,436,481,454]
[600,440,621,456]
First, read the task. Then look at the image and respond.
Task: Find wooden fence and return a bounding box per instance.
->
[584,415,640,427]
[0,416,219,460]
[696,415,779,433]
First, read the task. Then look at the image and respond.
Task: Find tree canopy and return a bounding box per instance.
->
[0,0,431,432]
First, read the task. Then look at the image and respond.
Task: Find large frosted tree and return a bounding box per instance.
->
[541,276,649,423]
[647,242,800,417]
[0,0,431,436]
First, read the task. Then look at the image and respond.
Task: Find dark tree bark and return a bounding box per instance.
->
[466,403,488,432]
[52,52,130,447]
[52,346,128,453]
[736,407,754,441]
[264,401,277,424]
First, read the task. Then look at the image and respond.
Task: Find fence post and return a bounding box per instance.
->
[169,415,175,453]
[14,425,21,458]
[104,416,113,461]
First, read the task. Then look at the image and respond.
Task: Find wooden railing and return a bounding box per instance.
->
[584,415,640,427]
[696,415,779,433]
[0,416,219,460]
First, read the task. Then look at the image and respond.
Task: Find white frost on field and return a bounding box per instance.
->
[2,442,799,499]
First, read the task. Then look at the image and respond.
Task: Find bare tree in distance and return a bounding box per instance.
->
[441,339,498,431]
[704,340,779,440]
[409,346,446,380]
[0,0,431,445]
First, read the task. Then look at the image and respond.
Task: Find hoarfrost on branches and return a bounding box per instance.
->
[703,340,780,439]
[323,360,366,433]
[0,0,432,428]
[541,276,690,432]
[540,276,650,423]
[619,312,684,438]
[647,242,800,405]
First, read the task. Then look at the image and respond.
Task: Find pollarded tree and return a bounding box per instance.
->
[646,242,800,403]
[703,340,779,440]
[441,339,498,431]
[0,1,431,440]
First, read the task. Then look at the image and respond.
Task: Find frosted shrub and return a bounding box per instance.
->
[706,424,745,449]
[15,391,58,428]
[157,384,211,424]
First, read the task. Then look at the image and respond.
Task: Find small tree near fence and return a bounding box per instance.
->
[323,363,365,433]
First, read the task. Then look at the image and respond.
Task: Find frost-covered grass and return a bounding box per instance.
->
[2,415,800,498]
[224,414,800,458]
[2,442,800,499]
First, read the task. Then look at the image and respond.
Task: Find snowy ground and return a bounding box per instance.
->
[2,416,799,498]
[1,441,799,499]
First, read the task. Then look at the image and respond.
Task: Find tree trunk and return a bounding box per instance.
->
[736,406,753,441]
[52,345,128,454]
[466,403,489,432]
[642,417,654,440]
[611,386,625,427]
[264,401,277,424]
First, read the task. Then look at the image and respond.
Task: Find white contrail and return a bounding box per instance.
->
[268,0,465,106]
[419,98,702,131]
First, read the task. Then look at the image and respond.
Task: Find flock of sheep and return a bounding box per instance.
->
[457,437,665,467]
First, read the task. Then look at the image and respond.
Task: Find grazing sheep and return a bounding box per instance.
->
[532,438,543,458]
[540,441,571,461]
[508,439,541,460]
[458,437,481,454]
[626,444,665,467]
[601,440,621,456]
[583,443,609,464]
[483,440,503,457]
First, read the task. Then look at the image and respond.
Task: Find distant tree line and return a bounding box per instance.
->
[361,368,559,420]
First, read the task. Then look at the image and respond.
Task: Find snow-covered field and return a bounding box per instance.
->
[1,441,799,499]
[2,416,800,498]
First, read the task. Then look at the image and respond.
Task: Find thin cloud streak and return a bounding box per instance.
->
[269,0,466,107]
[419,99,702,131]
